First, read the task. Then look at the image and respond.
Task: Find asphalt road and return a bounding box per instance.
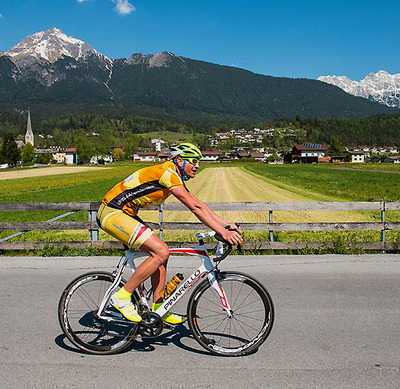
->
[0,254,399,389]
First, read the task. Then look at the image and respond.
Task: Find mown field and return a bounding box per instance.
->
[241,163,400,202]
[0,162,399,252]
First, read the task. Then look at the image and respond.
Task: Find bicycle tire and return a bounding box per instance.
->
[58,271,139,355]
[187,271,274,356]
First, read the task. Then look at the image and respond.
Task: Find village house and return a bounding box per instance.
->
[249,152,265,161]
[287,143,328,163]
[135,151,157,162]
[231,150,251,159]
[384,156,400,163]
[34,148,53,161]
[318,156,332,163]
[157,150,170,162]
[387,147,398,154]
[64,148,78,165]
[90,153,113,165]
[346,151,365,163]
[151,139,165,152]
[53,151,66,164]
[216,132,230,139]
[202,151,223,162]
[331,155,346,163]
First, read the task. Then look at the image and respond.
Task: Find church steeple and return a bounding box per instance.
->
[25,108,34,147]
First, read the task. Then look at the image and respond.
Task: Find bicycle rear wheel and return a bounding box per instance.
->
[58,271,139,355]
[187,271,274,356]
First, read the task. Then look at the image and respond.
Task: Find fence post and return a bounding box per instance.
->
[269,210,274,242]
[381,201,386,253]
[159,203,164,241]
[88,204,99,241]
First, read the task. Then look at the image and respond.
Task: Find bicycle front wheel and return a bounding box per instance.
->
[187,271,274,356]
[58,271,138,355]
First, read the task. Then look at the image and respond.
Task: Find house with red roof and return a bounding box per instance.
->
[202,151,223,162]
[288,143,328,163]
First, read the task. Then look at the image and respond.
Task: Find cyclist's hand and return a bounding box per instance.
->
[230,222,242,234]
[221,229,243,246]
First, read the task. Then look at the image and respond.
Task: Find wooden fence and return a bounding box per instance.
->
[0,201,399,251]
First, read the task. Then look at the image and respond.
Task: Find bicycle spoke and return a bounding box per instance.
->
[230,279,245,308]
[234,298,265,312]
[234,313,266,334]
[233,287,256,311]
[199,315,229,332]
[59,272,136,354]
[75,287,100,310]
[233,312,265,323]
[189,272,274,356]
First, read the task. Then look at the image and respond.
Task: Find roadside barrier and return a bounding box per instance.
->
[0,201,399,251]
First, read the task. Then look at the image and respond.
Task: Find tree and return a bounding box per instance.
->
[267,153,280,163]
[37,153,54,165]
[112,148,125,162]
[75,136,94,164]
[20,143,35,164]
[0,133,21,167]
[328,136,345,156]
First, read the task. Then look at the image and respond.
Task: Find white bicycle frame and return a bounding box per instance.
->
[96,231,232,322]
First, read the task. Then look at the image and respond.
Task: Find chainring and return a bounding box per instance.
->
[139,312,164,338]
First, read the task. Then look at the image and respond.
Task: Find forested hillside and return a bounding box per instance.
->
[1,111,399,148]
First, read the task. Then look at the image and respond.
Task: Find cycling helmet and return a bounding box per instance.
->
[170,142,203,160]
[170,142,202,181]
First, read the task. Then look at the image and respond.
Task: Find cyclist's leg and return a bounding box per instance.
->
[120,235,189,324]
[123,234,170,294]
[98,205,168,321]
[98,204,184,323]
[98,205,169,293]
[112,235,169,321]
[150,260,167,304]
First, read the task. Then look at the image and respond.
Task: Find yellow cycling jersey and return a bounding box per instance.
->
[102,161,185,216]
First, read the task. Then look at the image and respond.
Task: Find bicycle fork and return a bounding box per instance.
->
[207,271,233,318]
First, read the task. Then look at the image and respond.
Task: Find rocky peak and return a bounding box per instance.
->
[125,51,184,68]
[318,70,400,108]
[3,27,112,65]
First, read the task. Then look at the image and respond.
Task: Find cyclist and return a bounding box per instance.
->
[97,142,243,324]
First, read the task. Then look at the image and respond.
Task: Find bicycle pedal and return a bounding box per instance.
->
[104,308,124,319]
[163,322,176,330]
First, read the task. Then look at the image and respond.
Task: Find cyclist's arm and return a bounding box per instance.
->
[171,187,242,245]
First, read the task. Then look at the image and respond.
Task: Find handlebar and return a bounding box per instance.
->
[196,223,242,263]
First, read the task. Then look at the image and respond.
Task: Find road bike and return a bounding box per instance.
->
[58,230,274,356]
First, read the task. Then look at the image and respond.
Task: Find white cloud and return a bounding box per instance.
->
[112,0,135,15]
[76,0,135,16]
[0,13,3,18]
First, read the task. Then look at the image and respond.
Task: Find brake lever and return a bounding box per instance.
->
[228,223,242,252]
[213,233,232,262]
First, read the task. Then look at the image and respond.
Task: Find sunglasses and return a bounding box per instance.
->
[185,158,200,165]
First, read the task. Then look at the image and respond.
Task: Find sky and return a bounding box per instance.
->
[0,0,399,81]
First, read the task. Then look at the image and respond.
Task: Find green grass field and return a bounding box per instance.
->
[1,162,399,253]
[241,163,400,202]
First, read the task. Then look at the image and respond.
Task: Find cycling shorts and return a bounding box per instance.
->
[97,203,155,250]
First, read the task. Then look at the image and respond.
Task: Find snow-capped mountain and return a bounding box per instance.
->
[1,27,113,87]
[0,28,396,119]
[5,27,111,65]
[318,71,400,108]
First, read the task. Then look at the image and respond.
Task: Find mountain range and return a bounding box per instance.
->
[318,71,400,108]
[0,28,397,121]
